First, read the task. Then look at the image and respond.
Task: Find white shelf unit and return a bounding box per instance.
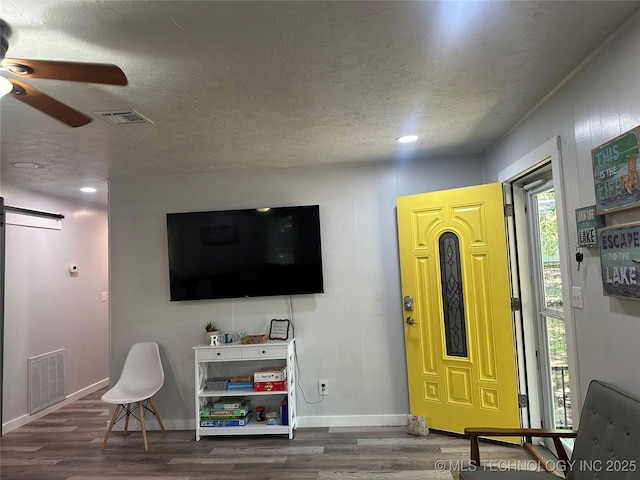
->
[193,339,296,440]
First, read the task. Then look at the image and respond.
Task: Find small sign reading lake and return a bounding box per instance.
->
[600,223,640,300]
[592,126,640,214]
[575,205,604,248]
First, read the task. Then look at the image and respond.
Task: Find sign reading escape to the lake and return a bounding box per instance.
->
[600,223,640,300]
[592,126,640,214]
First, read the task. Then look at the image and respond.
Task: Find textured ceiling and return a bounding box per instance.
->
[1,1,639,205]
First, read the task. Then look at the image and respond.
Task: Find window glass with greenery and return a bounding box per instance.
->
[534,189,571,428]
[537,191,562,314]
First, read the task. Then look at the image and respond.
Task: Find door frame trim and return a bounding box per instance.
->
[498,136,581,427]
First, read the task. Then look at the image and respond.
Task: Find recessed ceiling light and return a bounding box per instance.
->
[80,187,97,193]
[396,135,418,144]
[13,162,40,169]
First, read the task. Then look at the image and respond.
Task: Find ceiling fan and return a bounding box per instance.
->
[0,19,127,127]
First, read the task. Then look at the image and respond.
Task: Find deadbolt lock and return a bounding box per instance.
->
[403,295,414,311]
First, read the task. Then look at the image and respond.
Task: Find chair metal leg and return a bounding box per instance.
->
[138,401,148,450]
[124,403,131,434]
[101,404,122,450]
[147,397,165,433]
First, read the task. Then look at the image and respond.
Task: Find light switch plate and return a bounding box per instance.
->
[571,286,584,309]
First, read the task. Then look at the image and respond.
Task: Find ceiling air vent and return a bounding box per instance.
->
[93,110,153,125]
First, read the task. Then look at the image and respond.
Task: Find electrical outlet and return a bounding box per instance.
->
[319,378,328,396]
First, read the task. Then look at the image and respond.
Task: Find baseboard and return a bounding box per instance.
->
[297,414,408,428]
[114,415,408,432]
[2,378,109,435]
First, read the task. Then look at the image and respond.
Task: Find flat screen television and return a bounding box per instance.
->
[166,205,324,301]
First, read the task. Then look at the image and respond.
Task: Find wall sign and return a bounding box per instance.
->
[592,125,640,214]
[575,205,605,248]
[599,223,640,300]
[268,319,291,340]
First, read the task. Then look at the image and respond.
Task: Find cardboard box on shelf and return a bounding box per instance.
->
[200,402,251,418]
[212,397,246,409]
[200,411,252,427]
[254,366,287,382]
[226,381,254,391]
[253,380,286,392]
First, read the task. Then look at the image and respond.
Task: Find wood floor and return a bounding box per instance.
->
[0,389,535,480]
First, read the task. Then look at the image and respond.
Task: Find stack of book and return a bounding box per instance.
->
[199,397,252,427]
[227,377,254,391]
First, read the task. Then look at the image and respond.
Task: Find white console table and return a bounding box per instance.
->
[193,339,296,440]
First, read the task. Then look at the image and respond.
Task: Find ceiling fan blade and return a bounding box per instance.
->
[1,58,127,85]
[7,79,92,127]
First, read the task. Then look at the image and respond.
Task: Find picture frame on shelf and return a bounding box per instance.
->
[269,319,291,340]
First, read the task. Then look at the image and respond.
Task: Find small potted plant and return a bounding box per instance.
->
[204,322,218,344]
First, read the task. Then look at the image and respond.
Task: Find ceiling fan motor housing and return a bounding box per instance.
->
[0,34,7,60]
[0,19,10,59]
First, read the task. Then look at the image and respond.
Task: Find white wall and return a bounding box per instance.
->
[485,16,640,400]
[108,157,484,428]
[1,185,109,431]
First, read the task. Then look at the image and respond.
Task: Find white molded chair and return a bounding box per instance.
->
[101,342,166,450]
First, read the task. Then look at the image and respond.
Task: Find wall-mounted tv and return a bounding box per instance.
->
[166,205,324,301]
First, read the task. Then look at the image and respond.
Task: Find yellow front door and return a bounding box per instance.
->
[397,183,520,435]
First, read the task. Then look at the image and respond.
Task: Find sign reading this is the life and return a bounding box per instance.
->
[592,126,640,214]
[600,223,640,300]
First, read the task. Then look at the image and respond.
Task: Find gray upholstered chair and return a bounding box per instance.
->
[460,380,640,479]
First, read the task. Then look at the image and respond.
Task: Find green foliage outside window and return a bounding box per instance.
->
[538,191,559,260]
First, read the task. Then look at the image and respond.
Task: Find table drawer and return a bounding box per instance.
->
[241,345,287,359]
[196,347,242,361]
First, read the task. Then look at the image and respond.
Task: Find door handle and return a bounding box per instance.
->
[406,316,417,325]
